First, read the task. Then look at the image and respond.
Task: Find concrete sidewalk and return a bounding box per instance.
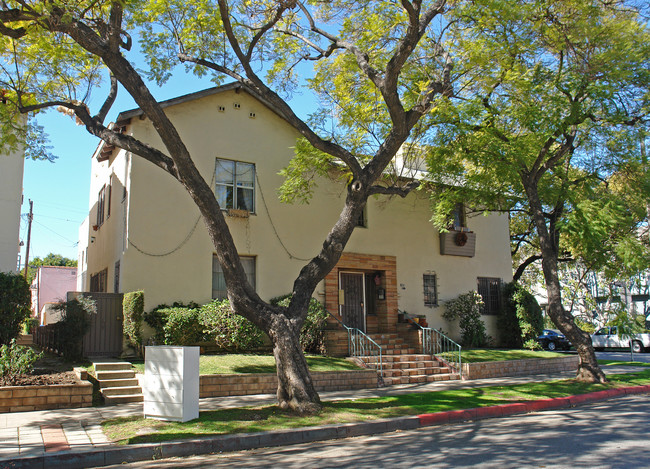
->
[0,366,644,469]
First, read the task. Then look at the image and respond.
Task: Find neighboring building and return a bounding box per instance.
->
[30,265,77,324]
[77,84,513,344]
[0,109,24,273]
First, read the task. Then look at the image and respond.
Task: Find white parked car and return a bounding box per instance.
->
[591,326,650,353]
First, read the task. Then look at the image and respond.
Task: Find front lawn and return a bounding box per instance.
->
[102,367,650,445]
[461,349,566,363]
[131,354,361,375]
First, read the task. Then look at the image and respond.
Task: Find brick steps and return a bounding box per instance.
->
[94,361,143,405]
[357,333,459,386]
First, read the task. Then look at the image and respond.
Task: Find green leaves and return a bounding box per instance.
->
[278,137,343,204]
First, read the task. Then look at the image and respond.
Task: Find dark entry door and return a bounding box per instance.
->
[340,272,366,332]
[69,292,124,358]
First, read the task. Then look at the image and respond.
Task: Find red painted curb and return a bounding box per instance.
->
[525,397,565,412]
[499,402,528,416]
[418,412,449,426]
[474,406,503,419]
[569,394,597,405]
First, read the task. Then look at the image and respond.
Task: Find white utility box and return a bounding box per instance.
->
[143,346,200,422]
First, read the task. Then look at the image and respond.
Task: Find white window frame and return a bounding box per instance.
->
[215,158,255,213]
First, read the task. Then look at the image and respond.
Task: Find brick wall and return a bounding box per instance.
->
[462,356,580,380]
[324,253,398,334]
[199,370,378,398]
[0,382,93,413]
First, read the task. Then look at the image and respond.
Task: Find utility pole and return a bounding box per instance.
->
[23,199,33,280]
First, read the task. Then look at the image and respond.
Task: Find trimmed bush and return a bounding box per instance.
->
[0,272,32,346]
[144,301,199,344]
[443,291,489,348]
[53,296,96,360]
[123,291,144,352]
[0,339,43,386]
[498,282,544,349]
[161,306,205,346]
[200,300,265,352]
[271,295,328,354]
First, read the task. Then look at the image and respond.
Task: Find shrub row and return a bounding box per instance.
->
[143,295,328,354]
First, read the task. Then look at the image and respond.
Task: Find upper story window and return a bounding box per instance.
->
[107,176,113,219]
[215,158,255,212]
[356,207,367,228]
[477,277,502,315]
[450,202,466,230]
[96,185,106,227]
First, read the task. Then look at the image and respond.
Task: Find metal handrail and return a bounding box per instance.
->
[327,311,383,380]
[400,310,462,378]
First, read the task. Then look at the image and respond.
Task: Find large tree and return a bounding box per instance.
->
[0,0,455,413]
[428,0,649,382]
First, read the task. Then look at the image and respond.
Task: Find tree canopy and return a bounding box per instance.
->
[27,253,77,283]
[426,0,650,381]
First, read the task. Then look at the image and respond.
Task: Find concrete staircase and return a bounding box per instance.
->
[358,333,460,386]
[94,361,143,405]
[17,334,33,346]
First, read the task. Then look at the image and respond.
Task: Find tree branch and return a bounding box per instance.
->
[368,180,421,197]
[94,73,117,123]
[513,254,542,283]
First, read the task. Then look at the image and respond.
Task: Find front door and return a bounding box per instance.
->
[340,272,366,332]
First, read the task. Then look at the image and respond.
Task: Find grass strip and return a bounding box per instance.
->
[460,349,565,363]
[102,368,650,445]
[130,354,361,375]
[130,350,567,375]
[598,360,650,367]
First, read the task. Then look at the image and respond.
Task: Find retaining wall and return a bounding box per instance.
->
[0,382,93,413]
[462,356,579,380]
[200,370,378,398]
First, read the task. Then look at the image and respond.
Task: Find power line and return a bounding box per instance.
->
[34,213,83,224]
[33,220,78,245]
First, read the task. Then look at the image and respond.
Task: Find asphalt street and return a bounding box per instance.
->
[102,393,650,469]
[595,350,650,363]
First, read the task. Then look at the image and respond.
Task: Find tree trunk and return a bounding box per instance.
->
[268,314,321,414]
[523,176,607,383]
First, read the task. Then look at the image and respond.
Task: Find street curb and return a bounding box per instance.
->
[3,384,649,469]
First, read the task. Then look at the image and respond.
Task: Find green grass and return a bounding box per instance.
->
[599,360,650,367]
[102,367,650,445]
[130,354,361,375]
[461,349,565,363]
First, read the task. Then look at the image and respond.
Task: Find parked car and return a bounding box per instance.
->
[537,329,571,351]
[591,326,650,353]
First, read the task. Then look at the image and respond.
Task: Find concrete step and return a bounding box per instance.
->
[101,385,143,397]
[94,362,133,372]
[359,353,434,364]
[382,373,459,385]
[17,334,33,345]
[104,394,144,405]
[96,370,136,381]
[98,378,140,389]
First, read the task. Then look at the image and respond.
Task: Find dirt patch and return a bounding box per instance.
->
[0,371,79,387]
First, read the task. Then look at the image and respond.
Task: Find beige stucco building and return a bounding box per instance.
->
[0,113,24,274]
[77,84,513,344]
